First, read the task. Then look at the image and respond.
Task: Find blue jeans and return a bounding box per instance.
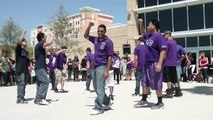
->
[86,69,95,90]
[35,69,49,101]
[94,66,110,110]
[16,72,27,101]
[49,70,55,89]
[67,69,72,80]
[176,65,182,81]
[135,68,142,94]
[201,68,208,83]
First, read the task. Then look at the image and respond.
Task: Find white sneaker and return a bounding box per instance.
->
[38,99,50,105]
[90,109,104,115]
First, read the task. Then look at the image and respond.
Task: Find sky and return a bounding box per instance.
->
[0,0,127,39]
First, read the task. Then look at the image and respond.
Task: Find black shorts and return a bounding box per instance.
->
[163,66,177,83]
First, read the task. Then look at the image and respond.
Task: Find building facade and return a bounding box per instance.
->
[30,6,132,59]
[132,0,213,73]
[30,6,113,47]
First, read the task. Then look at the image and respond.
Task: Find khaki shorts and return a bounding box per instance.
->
[55,69,66,83]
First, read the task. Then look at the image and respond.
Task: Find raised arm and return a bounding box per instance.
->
[19,30,26,44]
[55,49,65,55]
[84,22,94,40]
[138,19,145,35]
[43,34,53,48]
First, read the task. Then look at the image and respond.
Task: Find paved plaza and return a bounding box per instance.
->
[0,80,213,120]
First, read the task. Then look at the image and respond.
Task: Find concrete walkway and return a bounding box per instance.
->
[0,81,213,120]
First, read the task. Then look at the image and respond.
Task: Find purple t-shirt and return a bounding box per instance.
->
[143,32,167,63]
[134,43,146,68]
[177,45,186,66]
[47,55,57,71]
[164,39,177,66]
[113,55,120,68]
[127,60,133,70]
[89,36,114,68]
[56,52,67,70]
[86,52,94,69]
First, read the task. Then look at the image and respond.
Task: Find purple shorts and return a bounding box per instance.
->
[142,62,163,90]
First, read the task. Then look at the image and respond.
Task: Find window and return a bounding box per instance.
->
[159,10,172,32]
[188,5,204,30]
[145,0,157,7]
[186,37,198,47]
[159,0,171,4]
[138,0,144,8]
[211,50,213,59]
[211,35,213,46]
[199,36,210,47]
[173,7,187,31]
[145,12,158,28]
[205,3,213,28]
[175,38,185,47]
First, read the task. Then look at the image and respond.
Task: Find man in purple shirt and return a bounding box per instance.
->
[163,30,178,98]
[132,19,147,96]
[47,48,57,91]
[85,47,95,91]
[84,22,114,115]
[175,44,186,97]
[54,47,67,93]
[132,36,146,96]
[134,19,167,109]
[113,51,121,84]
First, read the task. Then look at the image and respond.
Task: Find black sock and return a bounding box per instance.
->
[157,97,162,104]
[142,94,147,101]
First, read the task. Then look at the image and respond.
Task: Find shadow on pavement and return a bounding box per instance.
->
[25,98,34,101]
[182,86,213,95]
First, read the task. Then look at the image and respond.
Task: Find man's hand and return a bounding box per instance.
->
[89,22,94,27]
[104,70,109,80]
[84,22,94,39]
[155,62,162,72]
[138,19,143,23]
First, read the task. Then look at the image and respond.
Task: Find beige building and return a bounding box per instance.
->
[30,6,113,48]
[30,3,141,60]
[76,0,139,59]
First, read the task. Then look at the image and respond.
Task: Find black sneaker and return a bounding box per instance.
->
[174,92,183,97]
[134,100,148,108]
[60,89,69,93]
[34,99,49,105]
[151,103,164,110]
[103,100,113,110]
[132,93,139,96]
[162,93,173,98]
[109,95,114,101]
[54,88,58,93]
[17,100,28,104]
